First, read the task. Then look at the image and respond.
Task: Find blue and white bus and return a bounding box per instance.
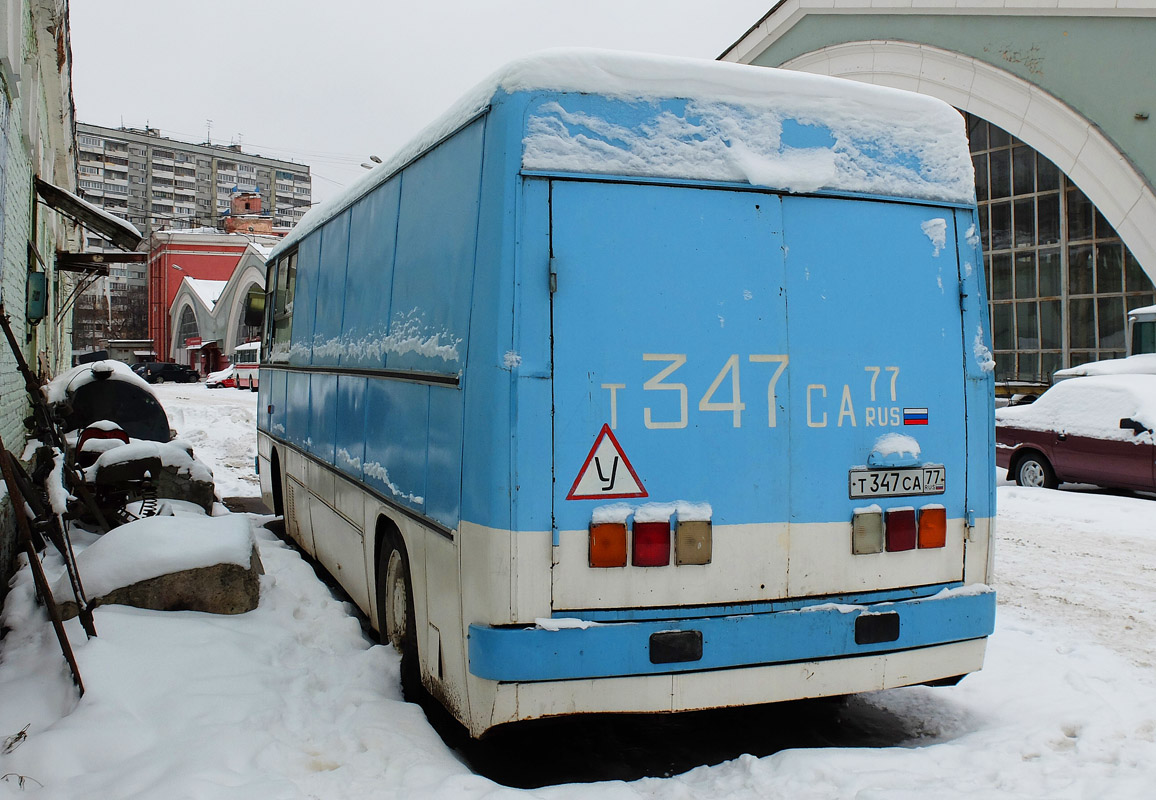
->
[256,51,996,737]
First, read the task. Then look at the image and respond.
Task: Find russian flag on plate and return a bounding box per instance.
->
[903,407,929,425]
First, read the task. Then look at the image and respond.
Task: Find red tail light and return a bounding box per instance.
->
[632,520,671,567]
[885,507,916,552]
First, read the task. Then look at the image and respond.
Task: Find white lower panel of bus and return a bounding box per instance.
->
[482,638,986,733]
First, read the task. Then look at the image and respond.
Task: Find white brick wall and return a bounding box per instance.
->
[1,0,76,607]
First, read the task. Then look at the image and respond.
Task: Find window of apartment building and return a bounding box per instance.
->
[175,166,195,177]
[129,146,146,156]
[293,174,308,184]
[153,148,175,160]
[105,155,129,167]
[79,135,102,148]
[78,179,102,191]
[151,203,169,214]
[153,176,173,186]
[105,185,128,196]
[79,165,100,176]
[238,163,256,173]
[969,113,1156,382]
[217,161,236,171]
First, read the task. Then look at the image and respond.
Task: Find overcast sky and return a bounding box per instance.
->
[70,1,770,205]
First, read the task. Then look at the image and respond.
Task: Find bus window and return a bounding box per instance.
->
[269,251,297,359]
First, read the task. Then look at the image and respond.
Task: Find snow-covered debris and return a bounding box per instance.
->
[87,440,214,485]
[42,359,153,405]
[50,514,254,606]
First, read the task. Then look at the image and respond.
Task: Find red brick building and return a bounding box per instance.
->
[148,230,278,361]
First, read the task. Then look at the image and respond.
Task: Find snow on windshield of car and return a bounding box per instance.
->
[995,375,1156,441]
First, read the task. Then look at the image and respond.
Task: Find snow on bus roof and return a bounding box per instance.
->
[271,48,973,261]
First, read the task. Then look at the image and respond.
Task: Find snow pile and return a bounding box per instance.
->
[872,433,921,459]
[273,48,972,260]
[42,359,153,405]
[973,325,996,373]
[1053,352,1156,380]
[591,500,712,525]
[87,439,214,485]
[152,383,259,497]
[920,218,947,257]
[50,513,254,604]
[995,374,1156,441]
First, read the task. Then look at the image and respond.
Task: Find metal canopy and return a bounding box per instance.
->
[34,177,144,252]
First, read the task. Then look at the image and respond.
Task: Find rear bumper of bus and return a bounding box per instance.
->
[467,585,995,683]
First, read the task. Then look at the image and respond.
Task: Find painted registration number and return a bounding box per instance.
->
[848,466,946,498]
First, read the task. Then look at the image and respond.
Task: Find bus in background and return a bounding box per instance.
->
[231,340,260,390]
[254,50,996,738]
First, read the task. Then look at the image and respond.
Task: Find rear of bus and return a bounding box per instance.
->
[466,61,995,729]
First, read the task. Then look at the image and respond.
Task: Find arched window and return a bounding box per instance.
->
[234,282,261,347]
[176,304,199,344]
[969,113,1156,383]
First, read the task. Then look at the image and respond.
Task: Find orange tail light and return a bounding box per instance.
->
[918,506,947,548]
[589,522,628,568]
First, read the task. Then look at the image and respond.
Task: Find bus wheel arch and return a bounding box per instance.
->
[375,516,420,700]
[1012,450,1058,489]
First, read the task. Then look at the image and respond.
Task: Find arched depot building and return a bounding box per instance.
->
[722,2,1156,389]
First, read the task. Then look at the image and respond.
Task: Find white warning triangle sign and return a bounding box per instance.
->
[566,424,647,501]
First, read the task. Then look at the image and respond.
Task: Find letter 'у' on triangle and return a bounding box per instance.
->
[566,424,647,501]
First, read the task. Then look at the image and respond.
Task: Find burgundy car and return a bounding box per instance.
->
[995,375,1156,491]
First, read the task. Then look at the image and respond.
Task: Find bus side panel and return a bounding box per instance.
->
[388,120,484,375]
[426,385,464,530]
[308,372,338,465]
[509,178,553,536]
[334,375,368,485]
[288,234,321,366]
[341,178,401,369]
[363,378,429,515]
[312,209,352,367]
[459,97,528,537]
[285,370,310,453]
[260,367,285,437]
[957,206,996,584]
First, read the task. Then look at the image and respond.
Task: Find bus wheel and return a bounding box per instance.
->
[380,543,420,700]
[1015,452,1057,489]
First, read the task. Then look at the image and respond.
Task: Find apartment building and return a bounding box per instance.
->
[72,123,311,347]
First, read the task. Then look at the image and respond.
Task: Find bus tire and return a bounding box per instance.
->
[380,540,420,700]
[1014,452,1057,489]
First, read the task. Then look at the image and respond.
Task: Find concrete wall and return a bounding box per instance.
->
[746,14,1156,195]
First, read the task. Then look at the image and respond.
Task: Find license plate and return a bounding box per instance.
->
[848,466,945,498]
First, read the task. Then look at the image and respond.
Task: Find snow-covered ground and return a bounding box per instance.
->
[1,386,1155,798]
